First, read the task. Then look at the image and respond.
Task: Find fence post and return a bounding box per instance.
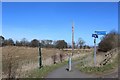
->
[38,41,42,69]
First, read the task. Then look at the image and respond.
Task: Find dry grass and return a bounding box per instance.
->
[2,46,38,65]
[2,46,64,64]
[76,48,118,67]
[2,46,92,78]
[76,48,119,75]
[63,49,93,53]
[2,46,66,78]
[96,52,106,66]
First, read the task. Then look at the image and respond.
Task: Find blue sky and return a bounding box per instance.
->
[2,2,118,46]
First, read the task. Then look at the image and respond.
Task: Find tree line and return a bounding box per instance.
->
[0,37,67,49]
[0,36,91,49]
[2,30,119,51]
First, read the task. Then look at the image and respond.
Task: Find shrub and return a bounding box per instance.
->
[98,31,119,52]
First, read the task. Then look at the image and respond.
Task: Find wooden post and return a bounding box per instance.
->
[72,22,74,56]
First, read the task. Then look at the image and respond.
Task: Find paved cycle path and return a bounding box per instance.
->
[46,54,118,78]
[46,60,96,78]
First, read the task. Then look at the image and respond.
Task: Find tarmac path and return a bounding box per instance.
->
[46,60,96,78]
[46,59,118,78]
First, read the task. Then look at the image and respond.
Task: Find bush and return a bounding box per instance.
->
[98,31,119,52]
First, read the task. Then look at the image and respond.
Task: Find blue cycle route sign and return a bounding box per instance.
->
[92,34,98,38]
[95,31,106,35]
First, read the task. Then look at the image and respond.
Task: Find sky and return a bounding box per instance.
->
[2,2,118,46]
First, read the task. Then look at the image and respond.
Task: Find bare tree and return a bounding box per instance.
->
[41,40,53,48]
[4,38,14,46]
[77,38,85,49]
[20,38,29,46]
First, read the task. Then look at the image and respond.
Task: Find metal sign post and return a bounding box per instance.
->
[94,38,96,66]
[92,34,98,66]
[92,31,106,66]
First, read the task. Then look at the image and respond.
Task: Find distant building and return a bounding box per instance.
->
[0,36,4,46]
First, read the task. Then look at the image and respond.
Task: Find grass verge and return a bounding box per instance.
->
[76,55,118,75]
[26,61,68,78]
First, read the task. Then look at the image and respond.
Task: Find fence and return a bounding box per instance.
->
[99,48,119,66]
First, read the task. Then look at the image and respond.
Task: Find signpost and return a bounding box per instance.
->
[95,31,106,35]
[92,31,106,66]
[92,34,98,38]
[92,34,98,66]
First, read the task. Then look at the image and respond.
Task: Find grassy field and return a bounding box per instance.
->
[2,46,64,78]
[2,46,92,78]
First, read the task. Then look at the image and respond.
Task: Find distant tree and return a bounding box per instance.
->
[67,43,72,48]
[41,40,45,47]
[77,38,85,49]
[73,41,76,49]
[0,36,5,46]
[4,38,14,46]
[15,38,29,47]
[30,39,39,47]
[68,45,72,48]
[82,45,91,49]
[83,45,86,49]
[20,38,30,46]
[55,40,67,50]
[52,40,57,48]
[98,30,119,52]
[86,45,91,49]
[41,40,53,48]
[15,40,21,46]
